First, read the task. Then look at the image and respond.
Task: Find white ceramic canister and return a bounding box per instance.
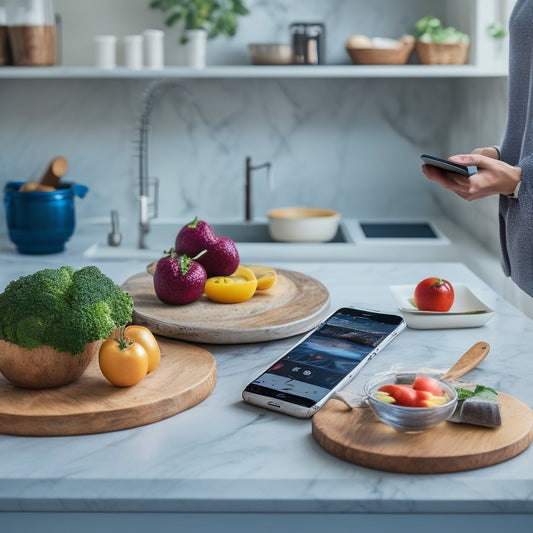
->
[123,34,142,69]
[143,29,164,69]
[93,34,116,69]
[184,28,207,69]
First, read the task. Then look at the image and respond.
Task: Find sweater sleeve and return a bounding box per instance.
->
[516,154,533,200]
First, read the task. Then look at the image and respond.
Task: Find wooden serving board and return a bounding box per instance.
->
[0,336,216,437]
[121,268,330,344]
[312,394,533,474]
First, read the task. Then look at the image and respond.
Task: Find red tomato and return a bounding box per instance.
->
[413,277,454,312]
[414,389,434,407]
[378,384,418,407]
[412,376,444,396]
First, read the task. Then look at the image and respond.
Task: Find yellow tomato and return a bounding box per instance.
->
[124,325,161,373]
[99,328,149,387]
[204,265,258,303]
[244,264,277,290]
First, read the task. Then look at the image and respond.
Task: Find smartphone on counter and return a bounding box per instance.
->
[242,307,405,418]
[421,154,478,177]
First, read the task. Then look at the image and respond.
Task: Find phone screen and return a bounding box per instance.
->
[242,307,405,416]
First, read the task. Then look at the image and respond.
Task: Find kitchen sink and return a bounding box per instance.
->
[135,221,351,246]
[82,218,453,263]
[212,222,350,243]
[83,220,355,262]
[358,221,438,239]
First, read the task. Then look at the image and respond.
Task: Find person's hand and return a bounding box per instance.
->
[471,146,500,159]
[421,153,521,201]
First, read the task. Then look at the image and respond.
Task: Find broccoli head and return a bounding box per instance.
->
[0,265,133,355]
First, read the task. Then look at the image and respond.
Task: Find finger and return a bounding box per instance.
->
[449,153,485,166]
[421,165,458,190]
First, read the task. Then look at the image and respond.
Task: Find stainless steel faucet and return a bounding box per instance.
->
[245,156,273,222]
[137,80,193,249]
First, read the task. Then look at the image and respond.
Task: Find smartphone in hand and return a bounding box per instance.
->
[242,307,405,418]
[421,154,478,177]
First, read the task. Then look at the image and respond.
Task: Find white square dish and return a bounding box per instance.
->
[389,283,495,329]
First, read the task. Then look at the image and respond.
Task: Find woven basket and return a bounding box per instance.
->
[347,40,414,65]
[415,41,470,65]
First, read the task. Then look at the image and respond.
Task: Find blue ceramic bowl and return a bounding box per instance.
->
[4,181,88,254]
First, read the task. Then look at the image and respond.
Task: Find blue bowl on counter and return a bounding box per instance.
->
[4,181,89,254]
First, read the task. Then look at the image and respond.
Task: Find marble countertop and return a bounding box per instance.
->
[0,229,532,529]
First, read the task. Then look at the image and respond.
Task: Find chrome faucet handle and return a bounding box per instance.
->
[147,177,160,220]
[266,163,274,190]
[108,210,122,247]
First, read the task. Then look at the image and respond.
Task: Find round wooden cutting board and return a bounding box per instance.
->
[312,394,533,474]
[0,336,216,437]
[121,268,331,344]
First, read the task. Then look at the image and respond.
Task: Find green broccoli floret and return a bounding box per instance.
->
[0,265,133,355]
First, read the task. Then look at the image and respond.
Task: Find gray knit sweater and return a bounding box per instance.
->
[499,0,533,296]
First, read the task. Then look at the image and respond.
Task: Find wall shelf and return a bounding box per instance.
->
[0,65,508,80]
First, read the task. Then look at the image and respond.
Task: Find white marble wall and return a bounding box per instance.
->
[0,76,456,234]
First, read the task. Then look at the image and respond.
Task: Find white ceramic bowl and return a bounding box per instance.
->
[267,207,340,242]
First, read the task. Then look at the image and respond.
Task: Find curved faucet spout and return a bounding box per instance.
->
[137,80,193,249]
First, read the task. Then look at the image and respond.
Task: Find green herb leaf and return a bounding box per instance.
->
[149,0,249,41]
[455,384,498,402]
[455,387,475,401]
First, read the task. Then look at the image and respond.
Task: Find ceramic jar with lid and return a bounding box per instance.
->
[5,0,56,66]
[0,3,11,65]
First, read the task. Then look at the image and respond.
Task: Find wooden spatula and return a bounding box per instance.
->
[40,156,68,188]
[441,341,490,381]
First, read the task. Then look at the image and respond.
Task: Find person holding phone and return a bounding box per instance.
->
[421,0,532,297]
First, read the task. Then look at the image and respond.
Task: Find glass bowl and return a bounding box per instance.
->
[364,373,458,431]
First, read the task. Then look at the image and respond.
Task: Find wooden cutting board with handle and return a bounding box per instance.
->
[121,268,330,344]
[312,342,533,473]
[0,336,216,437]
[312,394,533,474]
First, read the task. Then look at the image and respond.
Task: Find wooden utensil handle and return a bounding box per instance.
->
[40,156,68,188]
[441,341,490,381]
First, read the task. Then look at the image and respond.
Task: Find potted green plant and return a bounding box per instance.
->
[412,15,470,65]
[149,0,249,68]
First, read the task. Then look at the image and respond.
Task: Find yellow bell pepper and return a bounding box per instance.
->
[244,264,277,290]
[204,265,258,303]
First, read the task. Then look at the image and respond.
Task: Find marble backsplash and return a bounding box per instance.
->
[0,76,454,242]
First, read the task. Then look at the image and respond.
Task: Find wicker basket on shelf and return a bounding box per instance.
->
[347,38,414,65]
[415,41,470,65]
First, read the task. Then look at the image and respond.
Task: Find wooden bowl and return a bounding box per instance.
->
[347,38,414,65]
[0,339,102,389]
